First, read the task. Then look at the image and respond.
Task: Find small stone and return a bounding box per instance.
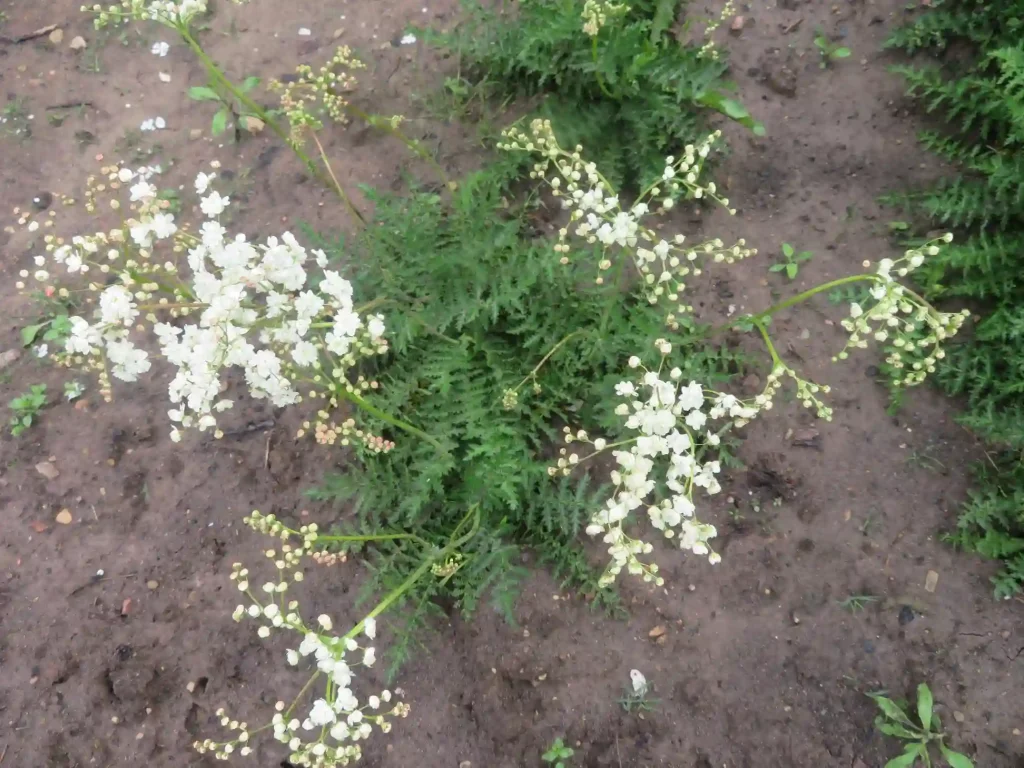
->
[241,115,265,133]
[1013,728,1021,736]
[69,36,87,50]
[49,28,64,44]
[147,580,159,590]
[648,625,668,639]
[35,461,60,480]
[186,680,196,693]
[730,16,745,34]
[924,570,939,593]
[1002,630,1011,639]
[790,428,821,449]
[459,762,472,768]
[953,711,965,723]
[798,328,810,340]
[792,613,800,625]
[898,605,915,625]
[55,509,73,525]
[0,349,22,370]
[333,27,345,39]
[189,128,203,140]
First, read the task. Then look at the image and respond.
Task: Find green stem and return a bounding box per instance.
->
[752,275,878,322]
[177,24,361,217]
[339,387,444,451]
[346,104,452,189]
[343,505,480,640]
[514,330,587,393]
[591,36,614,98]
[751,318,782,368]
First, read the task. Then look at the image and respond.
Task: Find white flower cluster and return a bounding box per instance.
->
[194,511,409,766]
[838,235,969,387]
[553,339,769,586]
[499,119,754,328]
[581,0,627,37]
[85,0,210,27]
[21,163,390,444]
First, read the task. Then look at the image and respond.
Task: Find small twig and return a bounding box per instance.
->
[0,742,8,764]
[45,101,95,111]
[614,734,622,768]
[781,17,804,34]
[0,23,58,44]
[264,430,272,470]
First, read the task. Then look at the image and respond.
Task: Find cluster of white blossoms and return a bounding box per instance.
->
[581,0,628,37]
[194,511,409,766]
[499,119,755,329]
[18,163,392,446]
[85,0,211,27]
[696,0,737,60]
[552,338,774,586]
[838,235,970,387]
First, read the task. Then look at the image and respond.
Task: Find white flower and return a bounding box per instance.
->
[317,614,333,631]
[363,617,376,639]
[628,356,641,368]
[66,317,101,355]
[129,181,157,202]
[362,647,376,667]
[195,172,216,195]
[400,33,417,44]
[291,341,318,367]
[367,315,386,340]
[99,285,139,326]
[286,649,299,665]
[33,343,48,358]
[677,381,704,412]
[200,191,230,217]
[106,339,151,382]
[151,41,170,57]
[308,699,336,727]
[615,381,636,397]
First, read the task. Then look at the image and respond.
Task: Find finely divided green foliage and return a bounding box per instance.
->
[424,0,761,191]
[308,160,741,668]
[887,1,1024,596]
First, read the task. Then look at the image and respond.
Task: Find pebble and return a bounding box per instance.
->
[35,461,60,480]
[953,711,965,723]
[69,36,87,50]
[55,509,73,525]
[147,580,159,590]
[0,349,22,370]
[924,570,939,593]
[49,28,64,44]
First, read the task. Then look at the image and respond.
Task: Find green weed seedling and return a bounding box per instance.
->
[189,75,262,139]
[837,594,878,613]
[814,30,851,68]
[541,737,574,767]
[771,243,813,280]
[9,384,48,437]
[869,684,974,767]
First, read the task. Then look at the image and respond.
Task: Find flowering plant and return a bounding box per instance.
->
[17,164,427,450]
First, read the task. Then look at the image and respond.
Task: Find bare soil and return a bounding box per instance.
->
[1,1,1021,767]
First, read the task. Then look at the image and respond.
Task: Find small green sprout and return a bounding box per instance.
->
[541,737,574,767]
[9,384,48,437]
[814,31,851,68]
[771,243,814,280]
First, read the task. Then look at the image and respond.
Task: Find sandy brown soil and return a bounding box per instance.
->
[1,0,1022,767]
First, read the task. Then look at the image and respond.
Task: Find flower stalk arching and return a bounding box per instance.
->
[194,505,481,763]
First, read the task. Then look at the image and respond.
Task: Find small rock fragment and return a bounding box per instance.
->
[648,625,668,639]
[36,461,60,480]
[730,16,745,34]
[186,680,196,693]
[55,509,73,525]
[121,598,132,616]
[69,36,87,50]
[924,570,939,593]
[241,115,265,133]
[147,580,159,590]
[953,711,965,723]
[49,28,64,44]
[0,349,22,370]
[790,428,821,449]
[189,128,203,140]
